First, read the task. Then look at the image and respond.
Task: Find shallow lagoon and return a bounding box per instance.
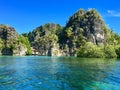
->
[0,56,120,90]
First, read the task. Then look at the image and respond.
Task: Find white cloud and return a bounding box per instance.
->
[88,8,95,11]
[107,10,120,17]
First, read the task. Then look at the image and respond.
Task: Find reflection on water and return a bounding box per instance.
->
[0,56,120,90]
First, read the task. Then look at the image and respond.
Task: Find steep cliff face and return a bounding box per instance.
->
[13,46,27,56]
[0,9,117,56]
[59,9,108,56]
[28,9,111,56]
[66,9,107,44]
[0,24,19,47]
[0,24,28,55]
[28,23,63,56]
[28,23,62,42]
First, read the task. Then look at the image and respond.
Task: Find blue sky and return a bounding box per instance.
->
[0,0,120,34]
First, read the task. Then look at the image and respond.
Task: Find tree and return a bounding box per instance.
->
[65,27,73,38]
[77,42,104,58]
[0,38,3,50]
[18,35,32,55]
[104,45,117,58]
[115,46,120,58]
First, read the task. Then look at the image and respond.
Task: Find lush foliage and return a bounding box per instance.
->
[33,34,58,55]
[1,9,120,58]
[77,42,104,58]
[77,42,118,58]
[0,38,3,50]
[18,35,32,55]
[115,46,120,58]
[104,45,117,58]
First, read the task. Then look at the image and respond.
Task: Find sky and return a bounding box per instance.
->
[0,0,120,34]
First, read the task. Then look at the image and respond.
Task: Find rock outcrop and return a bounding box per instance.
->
[13,46,27,56]
[65,9,106,45]
[28,23,63,56]
[0,9,118,56]
[27,9,112,56]
[0,24,19,46]
[59,9,108,56]
[0,24,29,56]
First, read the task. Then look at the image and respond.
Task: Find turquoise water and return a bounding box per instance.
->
[0,56,120,90]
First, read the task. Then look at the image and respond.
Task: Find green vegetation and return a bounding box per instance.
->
[77,42,118,58]
[104,45,117,58]
[77,42,104,58]
[33,34,58,55]
[0,38,3,50]
[115,46,120,58]
[0,9,120,57]
[18,35,32,55]
[0,24,32,55]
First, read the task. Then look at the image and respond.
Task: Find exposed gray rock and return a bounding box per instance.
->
[13,46,27,56]
[28,23,63,56]
[61,9,108,56]
[0,24,19,46]
[0,24,28,56]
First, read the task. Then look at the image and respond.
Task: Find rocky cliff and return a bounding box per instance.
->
[28,23,63,56]
[0,24,28,55]
[59,9,109,56]
[0,8,119,57]
[66,9,107,45]
[0,24,19,46]
[28,9,113,56]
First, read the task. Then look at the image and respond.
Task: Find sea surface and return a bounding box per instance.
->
[0,56,120,90]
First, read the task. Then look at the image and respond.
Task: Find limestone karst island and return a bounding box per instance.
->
[1,0,120,88]
[1,0,120,89]
[0,9,120,58]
